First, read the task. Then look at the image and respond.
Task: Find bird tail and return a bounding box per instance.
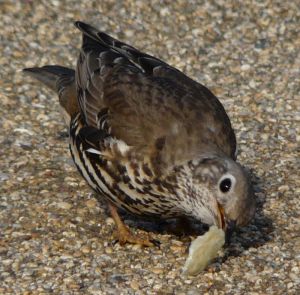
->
[23,65,75,93]
[23,65,79,124]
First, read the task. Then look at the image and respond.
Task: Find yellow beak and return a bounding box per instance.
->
[217,202,226,230]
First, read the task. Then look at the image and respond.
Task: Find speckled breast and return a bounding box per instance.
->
[68,114,183,218]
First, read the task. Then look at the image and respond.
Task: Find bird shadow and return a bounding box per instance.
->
[220,169,274,262]
[107,206,209,243]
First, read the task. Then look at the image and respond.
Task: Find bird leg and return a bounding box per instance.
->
[108,203,155,247]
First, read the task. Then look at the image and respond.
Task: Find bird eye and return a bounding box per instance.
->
[219,178,232,193]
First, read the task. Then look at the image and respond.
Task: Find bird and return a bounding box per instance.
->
[23,21,256,246]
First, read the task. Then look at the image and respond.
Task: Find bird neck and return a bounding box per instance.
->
[175,163,219,227]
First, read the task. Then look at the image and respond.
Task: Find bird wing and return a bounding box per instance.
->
[75,21,236,172]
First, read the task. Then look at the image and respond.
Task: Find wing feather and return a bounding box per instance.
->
[74,21,236,172]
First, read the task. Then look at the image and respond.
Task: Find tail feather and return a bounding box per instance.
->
[23,65,78,124]
[23,65,75,92]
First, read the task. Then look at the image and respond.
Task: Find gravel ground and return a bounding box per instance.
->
[1,1,299,294]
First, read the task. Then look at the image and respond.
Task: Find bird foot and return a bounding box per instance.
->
[113,226,159,247]
[108,203,159,247]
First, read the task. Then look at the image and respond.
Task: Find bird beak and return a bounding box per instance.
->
[217,202,236,245]
[217,202,226,230]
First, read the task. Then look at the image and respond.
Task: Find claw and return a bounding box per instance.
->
[150,239,161,247]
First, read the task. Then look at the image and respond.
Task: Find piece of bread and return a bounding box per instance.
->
[183,226,225,275]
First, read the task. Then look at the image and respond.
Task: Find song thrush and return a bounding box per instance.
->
[24,21,256,246]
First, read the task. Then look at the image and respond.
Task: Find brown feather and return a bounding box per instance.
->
[74,21,236,174]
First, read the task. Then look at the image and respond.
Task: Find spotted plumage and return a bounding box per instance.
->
[24,21,255,245]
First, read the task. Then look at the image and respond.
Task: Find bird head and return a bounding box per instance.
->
[182,156,256,242]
